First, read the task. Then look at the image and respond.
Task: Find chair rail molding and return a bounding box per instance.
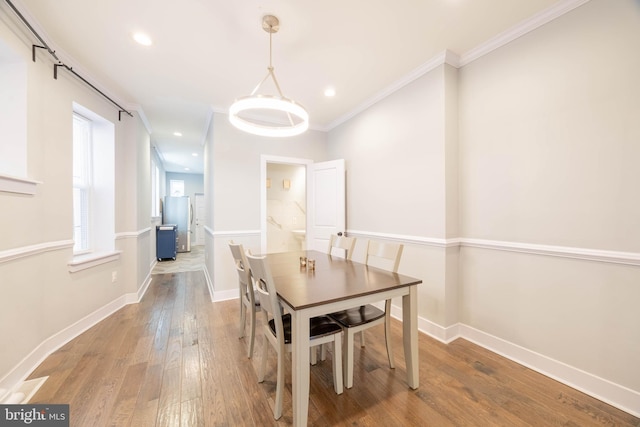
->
[0,240,73,264]
[115,227,151,240]
[347,230,640,267]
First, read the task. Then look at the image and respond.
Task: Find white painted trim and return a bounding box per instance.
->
[68,250,122,272]
[213,288,239,302]
[0,272,153,401]
[346,230,640,266]
[212,230,261,237]
[347,230,455,248]
[460,0,591,66]
[387,304,640,417]
[326,0,590,132]
[461,238,640,267]
[115,227,151,240]
[203,263,215,302]
[127,104,152,135]
[327,50,461,130]
[0,240,73,264]
[458,324,640,418]
[0,173,41,195]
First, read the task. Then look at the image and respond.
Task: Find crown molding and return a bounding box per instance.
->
[326,0,591,132]
[460,0,591,66]
[326,49,461,131]
[127,104,153,135]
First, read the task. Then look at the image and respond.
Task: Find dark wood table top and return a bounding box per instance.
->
[264,250,422,310]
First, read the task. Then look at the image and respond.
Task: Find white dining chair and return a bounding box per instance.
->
[246,252,344,420]
[327,234,356,259]
[229,241,259,358]
[328,239,403,388]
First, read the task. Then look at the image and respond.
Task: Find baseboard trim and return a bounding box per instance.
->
[457,324,640,418]
[203,264,215,302]
[0,275,153,400]
[212,288,238,302]
[388,306,639,416]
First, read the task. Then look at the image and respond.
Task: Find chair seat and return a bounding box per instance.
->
[328,304,385,328]
[268,314,342,344]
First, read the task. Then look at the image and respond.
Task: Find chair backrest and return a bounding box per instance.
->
[364,240,403,273]
[246,252,285,341]
[229,241,252,295]
[328,234,356,260]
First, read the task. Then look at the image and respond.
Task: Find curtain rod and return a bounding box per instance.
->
[4,0,134,121]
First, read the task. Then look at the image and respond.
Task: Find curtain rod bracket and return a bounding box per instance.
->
[32,45,46,62]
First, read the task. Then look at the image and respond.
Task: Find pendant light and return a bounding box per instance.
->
[229,15,309,137]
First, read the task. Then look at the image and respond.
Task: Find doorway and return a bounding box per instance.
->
[261,156,312,253]
[266,163,307,253]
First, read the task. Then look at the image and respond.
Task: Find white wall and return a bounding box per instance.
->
[458,0,640,396]
[327,0,639,415]
[328,63,460,328]
[0,5,153,395]
[206,112,329,299]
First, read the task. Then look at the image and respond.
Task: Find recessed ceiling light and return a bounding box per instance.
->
[324,87,336,97]
[192,153,199,157]
[133,32,152,46]
[173,132,182,137]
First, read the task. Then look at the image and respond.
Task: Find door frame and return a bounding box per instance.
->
[260,155,313,254]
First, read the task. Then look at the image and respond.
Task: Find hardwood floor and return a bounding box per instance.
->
[27,270,639,426]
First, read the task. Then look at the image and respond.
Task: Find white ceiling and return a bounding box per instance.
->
[11,0,573,174]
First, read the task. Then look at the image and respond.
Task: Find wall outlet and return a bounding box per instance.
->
[111,271,117,283]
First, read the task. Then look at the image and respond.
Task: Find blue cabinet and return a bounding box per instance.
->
[156,224,177,260]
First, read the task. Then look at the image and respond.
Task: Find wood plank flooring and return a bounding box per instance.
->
[27,270,639,426]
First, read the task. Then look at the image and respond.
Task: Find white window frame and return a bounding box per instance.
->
[170,179,184,197]
[73,113,93,254]
[68,103,119,272]
[151,160,161,218]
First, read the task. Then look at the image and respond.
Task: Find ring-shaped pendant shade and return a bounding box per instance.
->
[229,95,309,138]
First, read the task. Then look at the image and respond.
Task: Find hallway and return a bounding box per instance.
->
[153,245,204,274]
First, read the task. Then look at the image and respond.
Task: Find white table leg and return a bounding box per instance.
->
[291,309,311,426]
[402,285,419,389]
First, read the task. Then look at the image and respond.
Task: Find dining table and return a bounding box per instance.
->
[263,250,422,427]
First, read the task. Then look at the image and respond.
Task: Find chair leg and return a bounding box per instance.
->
[332,337,344,394]
[359,330,366,347]
[320,343,328,361]
[258,335,267,383]
[247,307,256,359]
[274,345,284,420]
[239,298,246,338]
[344,328,355,389]
[384,299,395,369]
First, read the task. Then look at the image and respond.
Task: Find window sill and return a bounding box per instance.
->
[68,250,122,273]
[0,173,41,195]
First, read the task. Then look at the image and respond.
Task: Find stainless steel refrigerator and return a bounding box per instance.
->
[163,196,192,252]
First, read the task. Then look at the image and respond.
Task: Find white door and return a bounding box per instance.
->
[195,193,205,246]
[308,159,346,251]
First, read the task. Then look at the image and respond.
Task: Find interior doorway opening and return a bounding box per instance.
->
[266,163,307,253]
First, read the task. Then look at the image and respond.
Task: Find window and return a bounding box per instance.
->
[70,103,115,261]
[170,179,184,196]
[151,160,161,217]
[0,37,37,195]
[73,114,92,253]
